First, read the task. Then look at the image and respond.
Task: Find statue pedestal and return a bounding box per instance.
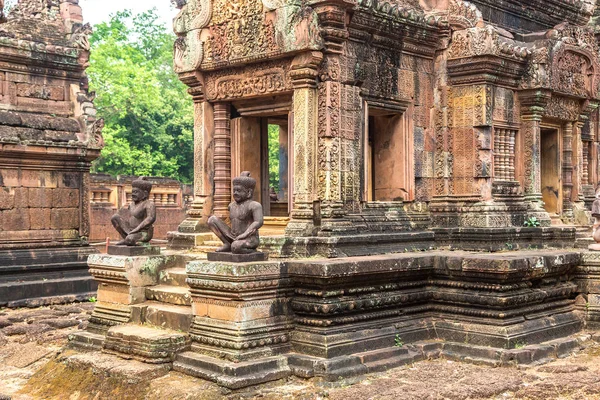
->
[108,245,161,256]
[589,243,600,251]
[172,258,292,387]
[206,251,268,263]
[80,250,172,336]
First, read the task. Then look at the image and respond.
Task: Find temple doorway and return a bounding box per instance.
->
[364,107,414,202]
[230,100,292,235]
[540,127,562,216]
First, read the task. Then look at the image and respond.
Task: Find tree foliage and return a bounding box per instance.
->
[268,124,280,192]
[88,9,194,183]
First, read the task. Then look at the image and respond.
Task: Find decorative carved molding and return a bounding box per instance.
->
[448,26,531,61]
[173,0,212,34]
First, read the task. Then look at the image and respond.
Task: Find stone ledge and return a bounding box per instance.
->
[108,245,161,257]
[207,251,268,263]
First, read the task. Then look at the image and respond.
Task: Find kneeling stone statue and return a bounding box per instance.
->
[111,177,156,246]
[208,171,264,255]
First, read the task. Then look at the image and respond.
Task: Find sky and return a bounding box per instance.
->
[3,0,178,28]
[78,0,178,27]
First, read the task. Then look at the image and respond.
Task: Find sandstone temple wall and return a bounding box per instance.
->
[0,0,102,307]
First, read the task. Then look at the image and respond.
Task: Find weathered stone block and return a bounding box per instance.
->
[52,188,79,208]
[108,246,161,256]
[28,188,52,208]
[59,172,81,188]
[30,208,51,230]
[97,283,145,305]
[39,171,58,188]
[206,251,268,263]
[51,208,79,229]
[2,208,30,230]
[0,170,19,187]
[10,188,28,210]
[0,187,14,210]
[21,170,41,187]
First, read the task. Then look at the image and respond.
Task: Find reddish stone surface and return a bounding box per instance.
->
[89,174,190,242]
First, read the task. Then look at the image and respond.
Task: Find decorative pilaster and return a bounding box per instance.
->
[518,90,551,226]
[285,52,323,237]
[563,122,574,219]
[171,74,217,244]
[572,119,592,225]
[213,103,232,220]
[178,100,215,233]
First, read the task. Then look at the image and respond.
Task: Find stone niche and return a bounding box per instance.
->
[0,0,103,307]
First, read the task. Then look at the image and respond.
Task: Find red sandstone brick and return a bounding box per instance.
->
[58,172,80,188]
[0,188,14,210]
[21,170,40,187]
[28,188,52,208]
[3,208,30,230]
[52,188,80,208]
[51,208,79,230]
[1,170,19,187]
[30,208,51,230]
[39,171,58,188]
[13,187,28,208]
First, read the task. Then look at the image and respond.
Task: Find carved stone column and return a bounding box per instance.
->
[573,120,592,225]
[285,52,323,237]
[213,102,232,219]
[519,90,551,226]
[178,100,215,234]
[563,122,574,219]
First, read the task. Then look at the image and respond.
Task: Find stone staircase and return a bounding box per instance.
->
[575,225,594,249]
[74,263,196,363]
[131,267,193,331]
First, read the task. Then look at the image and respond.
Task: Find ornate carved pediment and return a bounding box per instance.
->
[543,96,584,121]
[520,48,550,90]
[551,49,594,98]
[447,0,482,30]
[203,59,294,101]
[448,26,531,60]
[194,0,322,67]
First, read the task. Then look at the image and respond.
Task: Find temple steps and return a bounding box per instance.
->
[159,267,188,287]
[103,324,191,364]
[145,285,192,306]
[142,302,193,331]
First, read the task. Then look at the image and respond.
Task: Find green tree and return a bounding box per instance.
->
[268,124,280,192]
[88,9,194,183]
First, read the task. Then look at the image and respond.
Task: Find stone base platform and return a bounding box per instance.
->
[0,246,98,307]
[108,245,161,256]
[206,251,268,263]
[71,247,600,389]
[433,226,576,251]
[288,333,592,381]
[69,332,595,388]
[173,352,290,389]
[261,231,435,258]
[103,324,191,364]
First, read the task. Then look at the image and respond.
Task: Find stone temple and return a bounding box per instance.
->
[0,0,101,307]
[5,0,600,390]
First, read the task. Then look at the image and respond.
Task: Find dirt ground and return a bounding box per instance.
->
[2,304,600,400]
